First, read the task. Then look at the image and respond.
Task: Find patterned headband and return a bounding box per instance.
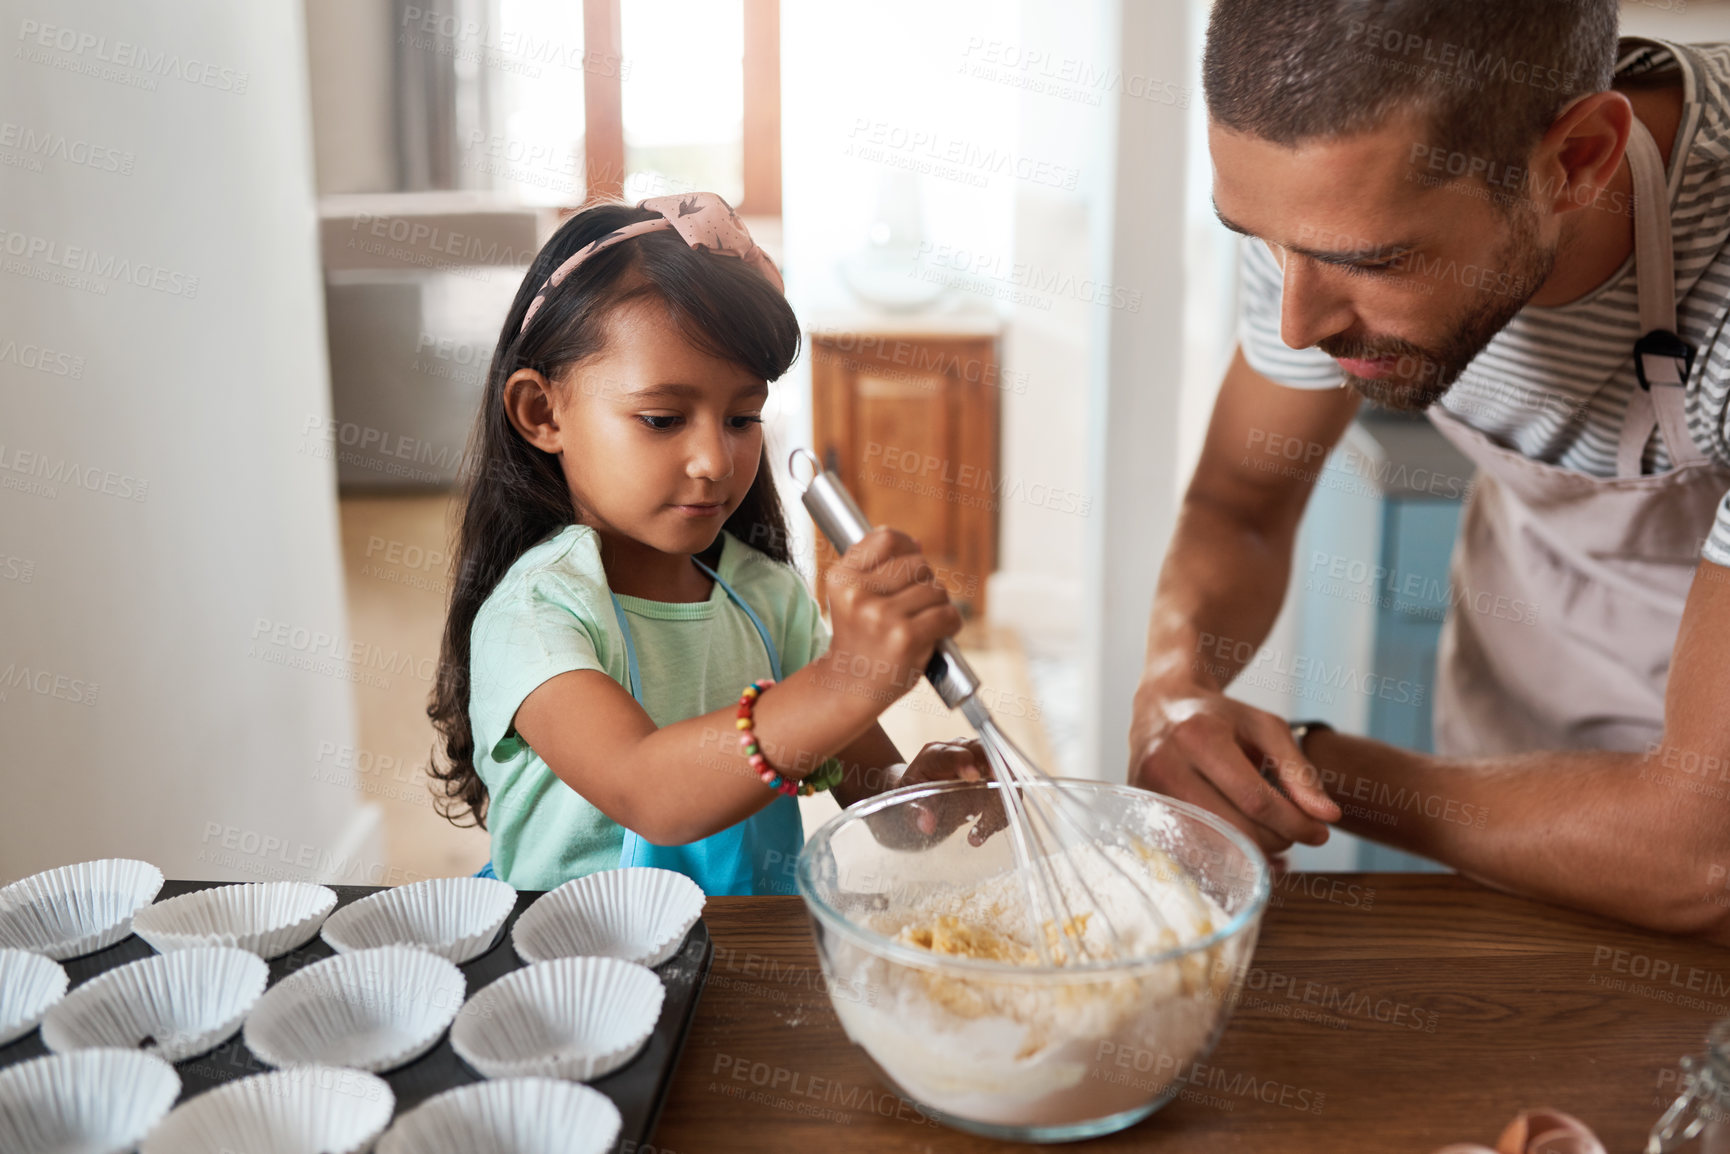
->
[519,192,784,333]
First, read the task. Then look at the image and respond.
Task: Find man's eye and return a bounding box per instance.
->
[638,415,680,431]
[1342,259,1400,279]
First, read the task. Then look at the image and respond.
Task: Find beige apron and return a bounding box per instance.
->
[1426,120,1730,756]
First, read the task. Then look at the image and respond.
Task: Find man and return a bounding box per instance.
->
[1130,0,1730,940]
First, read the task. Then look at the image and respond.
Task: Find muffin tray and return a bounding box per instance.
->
[0,880,712,1150]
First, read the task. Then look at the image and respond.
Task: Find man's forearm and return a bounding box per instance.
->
[1141,496,1301,695]
[1139,349,1359,700]
[1302,728,1730,940]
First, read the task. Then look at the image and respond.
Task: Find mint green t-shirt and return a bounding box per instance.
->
[468,525,831,892]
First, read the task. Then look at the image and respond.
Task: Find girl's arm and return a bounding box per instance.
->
[514,527,961,845]
[830,723,906,808]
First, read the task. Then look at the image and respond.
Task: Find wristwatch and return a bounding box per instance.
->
[1288,719,1334,759]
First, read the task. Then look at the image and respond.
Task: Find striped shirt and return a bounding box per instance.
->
[1238,38,1730,567]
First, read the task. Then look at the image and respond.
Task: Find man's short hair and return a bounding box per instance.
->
[1204,0,1620,178]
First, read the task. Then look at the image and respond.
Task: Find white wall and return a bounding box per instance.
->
[779,0,1205,781]
[1079,0,1196,781]
[780,2,1019,315]
[990,0,1115,647]
[0,0,379,883]
[778,0,1095,642]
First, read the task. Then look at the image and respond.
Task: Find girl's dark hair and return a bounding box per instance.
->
[427,201,801,829]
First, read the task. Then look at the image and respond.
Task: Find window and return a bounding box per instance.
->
[494,0,780,212]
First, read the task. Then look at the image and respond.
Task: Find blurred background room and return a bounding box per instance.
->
[1,0,1721,888]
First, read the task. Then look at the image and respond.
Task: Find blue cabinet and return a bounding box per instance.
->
[1291,414,1470,872]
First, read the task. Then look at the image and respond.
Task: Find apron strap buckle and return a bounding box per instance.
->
[1634,328,1696,391]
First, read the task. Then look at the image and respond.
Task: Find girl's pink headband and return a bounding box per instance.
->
[519,192,784,333]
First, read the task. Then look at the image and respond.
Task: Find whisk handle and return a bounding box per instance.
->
[791,449,983,711]
[926,638,984,710]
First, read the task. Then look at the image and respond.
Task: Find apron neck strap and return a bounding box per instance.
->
[1616,117,1704,474]
[693,555,784,682]
[608,550,784,704]
[1627,119,1678,336]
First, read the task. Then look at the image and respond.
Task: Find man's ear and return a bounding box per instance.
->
[1529,89,1634,218]
[503,368,562,454]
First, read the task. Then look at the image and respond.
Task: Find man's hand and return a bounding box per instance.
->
[1129,680,1340,854]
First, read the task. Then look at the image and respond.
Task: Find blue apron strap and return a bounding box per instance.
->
[693,557,782,680]
[614,551,798,896]
[608,592,643,699]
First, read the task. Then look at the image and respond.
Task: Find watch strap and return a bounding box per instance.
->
[1289,719,1334,758]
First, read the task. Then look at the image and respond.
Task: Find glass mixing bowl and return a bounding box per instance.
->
[795,778,1269,1143]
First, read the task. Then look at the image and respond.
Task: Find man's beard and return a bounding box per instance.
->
[1322,212,1556,413]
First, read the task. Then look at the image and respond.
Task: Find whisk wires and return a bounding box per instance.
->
[960,701,1187,967]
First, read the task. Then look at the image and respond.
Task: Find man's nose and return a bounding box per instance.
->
[1279,254,1358,352]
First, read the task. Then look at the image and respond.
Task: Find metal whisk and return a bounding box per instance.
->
[791,449,1193,967]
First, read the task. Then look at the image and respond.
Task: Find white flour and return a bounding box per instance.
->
[826,846,1250,1131]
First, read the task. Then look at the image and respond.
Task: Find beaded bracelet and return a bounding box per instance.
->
[736,679,833,797]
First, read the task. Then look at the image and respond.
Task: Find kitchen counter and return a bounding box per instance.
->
[654,874,1727,1151]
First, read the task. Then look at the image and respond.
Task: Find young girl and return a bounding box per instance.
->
[428,192,987,896]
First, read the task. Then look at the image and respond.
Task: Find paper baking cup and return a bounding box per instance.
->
[513,867,703,968]
[131,881,338,959]
[451,956,663,1082]
[245,945,465,1073]
[0,1048,179,1154]
[321,875,516,964]
[41,946,267,1063]
[0,859,164,960]
[140,1066,394,1154]
[0,949,68,1047]
[378,1077,622,1154]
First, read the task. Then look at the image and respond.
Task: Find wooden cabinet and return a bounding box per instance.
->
[808,318,1002,618]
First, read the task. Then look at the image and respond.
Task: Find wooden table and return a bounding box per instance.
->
[654,874,1729,1151]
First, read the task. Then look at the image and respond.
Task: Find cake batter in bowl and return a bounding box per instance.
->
[796,778,1270,1143]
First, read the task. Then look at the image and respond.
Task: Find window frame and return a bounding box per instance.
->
[581,0,780,215]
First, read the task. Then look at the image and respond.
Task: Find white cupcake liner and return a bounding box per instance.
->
[245,945,466,1073]
[41,946,267,1063]
[378,1077,622,1154]
[0,949,68,1047]
[0,1048,179,1154]
[131,881,338,960]
[140,1065,394,1154]
[513,867,703,968]
[0,859,164,960]
[321,876,516,964]
[451,956,663,1082]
